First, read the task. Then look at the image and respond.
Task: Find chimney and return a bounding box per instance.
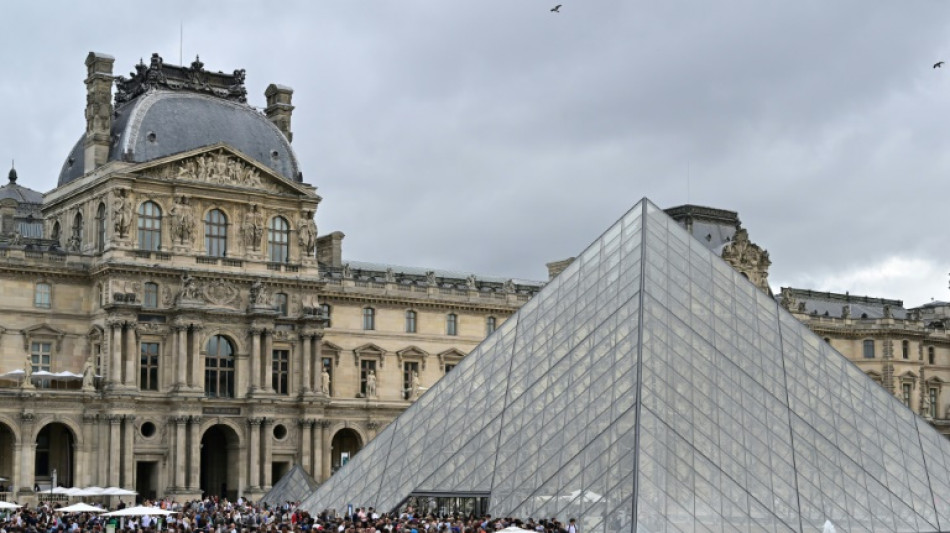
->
[546,257,576,280]
[264,84,295,142]
[316,231,345,268]
[84,52,115,174]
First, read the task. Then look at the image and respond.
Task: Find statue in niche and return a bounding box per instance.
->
[297,211,318,257]
[365,370,377,399]
[21,356,33,389]
[321,367,331,395]
[169,195,196,245]
[81,357,95,391]
[112,188,133,238]
[242,204,264,251]
[409,370,421,400]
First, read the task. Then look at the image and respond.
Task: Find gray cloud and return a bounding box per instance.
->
[2,1,949,305]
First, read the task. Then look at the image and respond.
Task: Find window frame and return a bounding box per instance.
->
[362,307,376,331]
[275,292,289,316]
[486,316,497,336]
[268,216,290,263]
[405,310,417,333]
[446,312,458,336]
[272,348,290,395]
[862,339,875,359]
[96,203,107,253]
[402,361,420,400]
[204,335,235,398]
[902,340,909,360]
[929,346,936,365]
[137,201,163,251]
[204,208,228,257]
[31,341,52,389]
[143,282,159,309]
[34,282,51,309]
[140,341,160,391]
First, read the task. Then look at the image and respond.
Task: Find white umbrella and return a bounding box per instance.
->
[102,505,174,517]
[823,521,836,533]
[58,503,106,513]
[497,527,537,533]
[0,502,21,510]
[76,487,106,496]
[101,487,137,496]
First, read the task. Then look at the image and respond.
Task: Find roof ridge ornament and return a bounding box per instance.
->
[114,52,247,106]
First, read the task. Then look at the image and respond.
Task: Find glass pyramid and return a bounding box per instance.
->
[300,199,950,533]
[261,464,320,507]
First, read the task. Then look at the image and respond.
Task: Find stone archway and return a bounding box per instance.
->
[35,423,75,489]
[200,424,240,500]
[0,421,15,493]
[331,428,363,474]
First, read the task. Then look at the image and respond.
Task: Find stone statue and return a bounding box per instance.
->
[797,301,807,313]
[179,273,201,300]
[342,263,352,279]
[466,274,478,291]
[297,211,318,257]
[365,370,377,399]
[321,367,331,395]
[242,204,264,251]
[385,268,396,283]
[841,305,850,319]
[112,188,133,238]
[169,195,196,245]
[883,305,893,319]
[21,356,34,389]
[252,281,270,305]
[504,279,516,294]
[409,371,421,400]
[81,357,95,391]
[426,271,437,286]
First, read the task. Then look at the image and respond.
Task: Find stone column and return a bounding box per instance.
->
[174,416,187,490]
[109,320,123,386]
[17,413,35,494]
[189,326,203,390]
[299,419,313,473]
[108,416,121,487]
[299,334,312,394]
[263,330,274,393]
[187,416,202,489]
[249,329,261,392]
[80,414,98,487]
[175,325,188,389]
[319,420,331,482]
[122,416,135,488]
[261,418,274,489]
[247,418,261,490]
[123,322,138,388]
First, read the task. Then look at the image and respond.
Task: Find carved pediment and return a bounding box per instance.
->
[129,145,308,196]
[353,343,388,367]
[22,324,68,351]
[396,346,430,370]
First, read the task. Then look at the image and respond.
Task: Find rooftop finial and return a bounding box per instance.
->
[8,160,16,183]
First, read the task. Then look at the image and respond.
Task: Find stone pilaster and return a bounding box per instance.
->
[107,415,121,487]
[319,420,331,482]
[247,417,262,490]
[187,416,202,489]
[173,416,188,490]
[122,416,135,488]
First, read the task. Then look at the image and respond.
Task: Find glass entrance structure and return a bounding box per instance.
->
[301,199,950,532]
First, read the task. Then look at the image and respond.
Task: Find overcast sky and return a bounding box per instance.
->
[1,1,949,306]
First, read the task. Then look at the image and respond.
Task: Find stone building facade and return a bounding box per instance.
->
[0,52,540,504]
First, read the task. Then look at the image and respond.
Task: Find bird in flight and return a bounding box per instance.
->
[935,61,945,69]
[551,4,561,12]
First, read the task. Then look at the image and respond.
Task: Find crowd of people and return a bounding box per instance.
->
[0,498,578,533]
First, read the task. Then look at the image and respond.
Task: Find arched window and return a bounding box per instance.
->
[405,310,417,333]
[863,339,875,359]
[446,313,458,336]
[486,316,497,335]
[268,216,290,263]
[143,282,159,309]
[96,203,106,253]
[137,201,162,251]
[362,307,375,330]
[51,221,61,243]
[71,212,83,249]
[204,209,228,257]
[205,335,235,398]
[275,292,288,316]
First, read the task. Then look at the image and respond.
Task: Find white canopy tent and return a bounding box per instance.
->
[0,502,20,510]
[102,506,174,517]
[58,503,106,513]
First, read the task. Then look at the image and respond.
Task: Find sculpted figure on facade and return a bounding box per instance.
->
[21,356,33,389]
[841,305,851,319]
[179,273,201,301]
[384,268,396,283]
[426,271,437,286]
[81,357,95,391]
[169,195,196,245]
[466,274,478,291]
[721,227,771,293]
[321,367,331,395]
[251,280,270,305]
[342,263,352,279]
[365,370,377,399]
[297,211,318,257]
[242,204,264,251]
[409,370,421,400]
[504,279,516,294]
[112,188,133,238]
[170,151,268,190]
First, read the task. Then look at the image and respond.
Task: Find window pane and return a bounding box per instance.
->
[406,310,416,333]
[268,216,289,263]
[205,209,228,257]
[204,335,234,398]
[144,283,158,309]
[363,308,375,330]
[863,340,874,359]
[137,201,162,251]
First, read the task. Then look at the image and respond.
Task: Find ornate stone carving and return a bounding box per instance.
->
[321,367,331,395]
[720,227,771,293]
[242,204,265,251]
[342,263,352,279]
[779,288,796,311]
[169,195,196,245]
[297,211,318,258]
[426,271,438,287]
[365,370,377,399]
[384,268,396,283]
[841,305,850,319]
[203,278,240,307]
[466,274,478,291]
[177,273,202,302]
[250,280,270,306]
[503,279,516,294]
[112,187,133,239]
[161,150,275,191]
[115,53,248,105]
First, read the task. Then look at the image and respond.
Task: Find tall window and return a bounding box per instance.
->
[71,212,83,248]
[96,203,106,253]
[140,342,160,391]
[143,282,159,309]
[403,361,420,400]
[205,335,235,398]
[902,340,910,360]
[446,313,458,336]
[137,201,162,251]
[929,347,936,365]
[863,339,875,359]
[321,303,332,328]
[486,316,497,335]
[930,387,939,419]
[272,349,289,395]
[902,383,913,407]
[268,216,290,263]
[362,307,375,330]
[34,283,51,309]
[205,209,228,257]
[31,341,51,389]
[275,293,288,316]
[51,221,61,243]
[360,359,377,397]
[405,310,417,333]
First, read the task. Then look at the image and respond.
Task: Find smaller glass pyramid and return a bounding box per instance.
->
[300,199,950,533]
[261,464,320,507]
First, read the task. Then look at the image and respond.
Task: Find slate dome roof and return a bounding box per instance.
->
[57,89,301,187]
